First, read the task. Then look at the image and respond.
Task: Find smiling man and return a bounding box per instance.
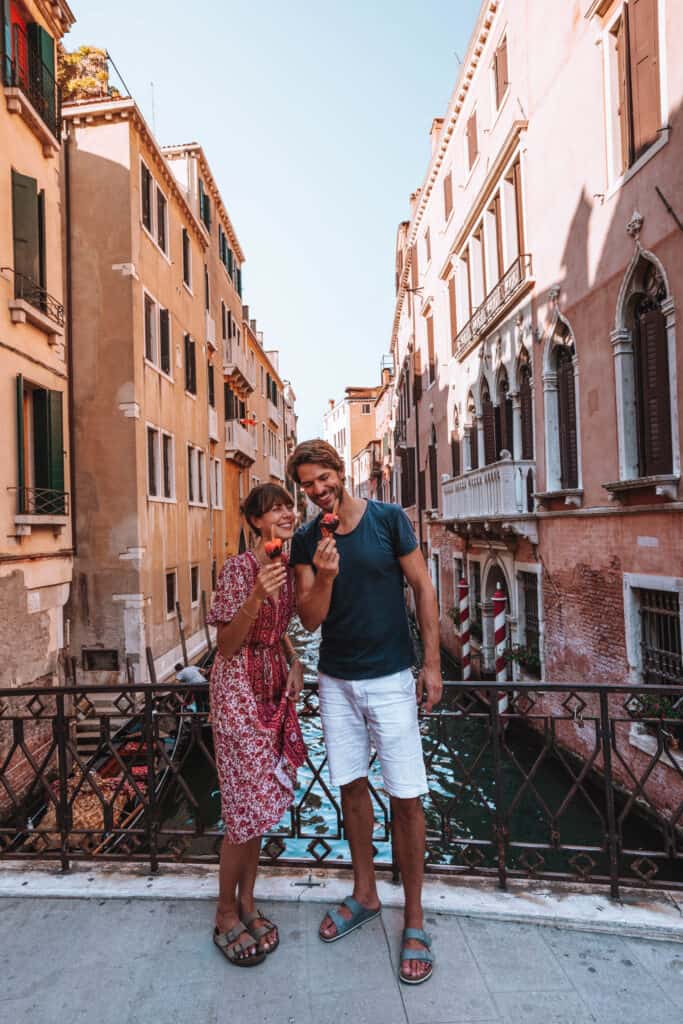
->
[286,438,442,985]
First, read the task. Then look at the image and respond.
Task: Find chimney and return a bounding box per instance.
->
[328,399,335,410]
[250,319,257,334]
[430,117,444,156]
[242,304,249,321]
[382,368,391,387]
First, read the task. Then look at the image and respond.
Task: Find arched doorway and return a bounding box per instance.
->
[480,562,512,679]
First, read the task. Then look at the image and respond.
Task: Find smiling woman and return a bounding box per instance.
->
[206,481,305,967]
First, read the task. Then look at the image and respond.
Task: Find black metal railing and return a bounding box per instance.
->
[3,27,61,137]
[454,253,533,360]
[13,486,69,516]
[1,679,683,897]
[4,268,65,328]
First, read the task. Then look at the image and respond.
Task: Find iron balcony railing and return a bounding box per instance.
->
[5,268,66,328]
[2,678,683,897]
[453,253,533,360]
[3,28,61,138]
[13,485,69,516]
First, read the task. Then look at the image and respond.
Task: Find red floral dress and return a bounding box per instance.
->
[207,551,306,843]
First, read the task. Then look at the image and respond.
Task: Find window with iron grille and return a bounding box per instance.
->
[520,571,540,676]
[638,589,682,685]
[165,570,177,616]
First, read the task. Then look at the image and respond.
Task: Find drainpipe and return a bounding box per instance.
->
[64,122,77,556]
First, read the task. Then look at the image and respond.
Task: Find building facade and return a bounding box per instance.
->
[1,0,75,693]
[323,385,380,493]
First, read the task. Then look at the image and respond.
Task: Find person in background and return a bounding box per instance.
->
[287,439,442,986]
[208,483,305,968]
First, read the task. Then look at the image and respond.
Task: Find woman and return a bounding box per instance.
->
[208,482,306,967]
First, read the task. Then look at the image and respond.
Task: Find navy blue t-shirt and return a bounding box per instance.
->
[289,500,418,680]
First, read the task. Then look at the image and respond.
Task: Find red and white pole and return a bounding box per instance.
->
[458,578,471,681]
[493,584,508,711]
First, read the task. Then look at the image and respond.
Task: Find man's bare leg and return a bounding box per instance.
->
[319,776,381,938]
[390,796,430,981]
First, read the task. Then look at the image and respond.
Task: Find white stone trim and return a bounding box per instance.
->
[622,572,683,685]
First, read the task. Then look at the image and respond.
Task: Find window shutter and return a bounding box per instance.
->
[208,363,215,407]
[495,36,508,107]
[47,389,64,503]
[505,393,514,457]
[636,308,672,476]
[418,468,426,511]
[467,110,478,168]
[184,334,190,390]
[615,14,631,172]
[2,4,11,83]
[16,374,25,513]
[413,349,422,402]
[27,22,55,127]
[628,0,661,159]
[159,308,170,374]
[140,164,152,232]
[11,170,40,287]
[426,316,435,383]
[482,390,496,465]
[558,348,578,489]
[443,171,453,221]
[451,436,461,477]
[448,275,457,350]
[520,365,534,459]
[469,427,479,471]
[410,244,419,290]
[494,404,502,459]
[512,160,525,255]
[493,194,504,279]
[428,444,438,508]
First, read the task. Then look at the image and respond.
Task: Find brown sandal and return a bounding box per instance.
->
[242,908,280,954]
[213,922,266,966]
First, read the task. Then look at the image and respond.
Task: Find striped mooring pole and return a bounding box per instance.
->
[492,583,508,685]
[458,578,471,681]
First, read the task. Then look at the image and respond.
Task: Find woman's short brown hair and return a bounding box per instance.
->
[286,439,345,484]
[241,482,294,535]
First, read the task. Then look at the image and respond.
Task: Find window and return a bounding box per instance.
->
[140,160,168,255]
[165,570,177,617]
[361,403,371,415]
[198,450,205,504]
[426,316,435,385]
[190,565,200,607]
[482,381,496,465]
[400,448,416,508]
[610,0,662,176]
[156,189,168,253]
[467,393,479,471]
[470,562,482,630]
[448,275,457,349]
[15,376,65,515]
[207,363,215,408]
[638,589,682,686]
[466,110,478,170]
[451,408,461,477]
[199,177,211,230]
[519,349,534,460]
[428,425,438,508]
[431,553,441,612]
[159,309,170,375]
[520,572,540,677]
[497,370,514,458]
[6,19,58,135]
[184,334,197,394]
[140,162,152,232]
[144,292,156,363]
[144,293,171,376]
[187,446,194,503]
[210,458,223,508]
[204,263,210,312]
[424,227,431,264]
[187,446,206,505]
[182,227,192,288]
[221,300,227,340]
[11,170,46,301]
[493,35,509,109]
[557,345,578,489]
[544,318,579,492]
[443,170,453,221]
[162,433,174,498]
[147,426,159,496]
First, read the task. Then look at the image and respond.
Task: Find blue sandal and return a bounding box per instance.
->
[399,927,434,985]
[319,895,381,943]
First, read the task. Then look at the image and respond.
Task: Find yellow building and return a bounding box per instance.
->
[1,0,75,688]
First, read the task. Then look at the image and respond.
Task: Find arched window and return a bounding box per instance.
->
[482,380,497,465]
[557,343,578,489]
[467,392,478,471]
[543,317,580,492]
[497,369,514,458]
[518,348,534,460]
[629,260,672,477]
[428,424,438,508]
[451,407,461,476]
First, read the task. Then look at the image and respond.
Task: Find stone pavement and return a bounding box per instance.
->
[3,895,683,1024]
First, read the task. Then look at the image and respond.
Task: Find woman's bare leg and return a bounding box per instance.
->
[238,836,278,952]
[215,835,258,959]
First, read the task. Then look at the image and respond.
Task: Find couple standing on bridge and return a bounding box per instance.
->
[208,439,443,985]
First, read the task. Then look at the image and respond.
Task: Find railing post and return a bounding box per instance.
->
[175,600,189,667]
[55,692,71,873]
[143,686,159,874]
[599,691,620,899]
[489,687,508,889]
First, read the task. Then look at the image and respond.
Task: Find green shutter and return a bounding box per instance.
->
[32,387,49,492]
[11,170,40,289]
[16,374,25,513]
[27,23,56,129]
[2,1,11,84]
[47,390,65,505]
[37,189,46,290]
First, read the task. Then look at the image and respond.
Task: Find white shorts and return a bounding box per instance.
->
[318,668,429,799]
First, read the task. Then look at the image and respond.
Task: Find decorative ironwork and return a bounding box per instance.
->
[454,253,533,360]
[1,679,682,898]
[5,268,66,328]
[2,27,61,137]
[12,486,69,517]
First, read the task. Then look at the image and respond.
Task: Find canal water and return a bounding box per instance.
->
[159,619,675,881]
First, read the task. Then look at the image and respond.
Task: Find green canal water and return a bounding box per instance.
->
[159,620,679,883]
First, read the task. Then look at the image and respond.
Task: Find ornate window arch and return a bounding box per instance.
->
[497,366,514,458]
[518,346,534,460]
[465,391,478,471]
[481,379,497,465]
[543,314,581,493]
[451,406,461,477]
[612,248,677,483]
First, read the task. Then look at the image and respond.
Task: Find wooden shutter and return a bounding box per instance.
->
[428,444,438,508]
[512,160,525,255]
[16,374,25,513]
[47,389,64,501]
[615,14,632,172]
[27,22,55,127]
[451,436,461,476]
[636,309,672,476]
[410,244,419,290]
[426,316,435,383]
[482,390,496,465]
[413,349,422,402]
[184,334,191,390]
[208,363,215,407]
[467,110,478,169]
[628,0,661,158]
[448,275,457,350]
[495,36,508,108]
[469,427,479,471]
[159,308,170,374]
[505,394,514,457]
[558,348,578,489]
[141,164,152,232]
[520,364,534,459]
[11,170,39,287]
[492,194,504,279]
[418,468,426,511]
[443,172,453,220]
[494,404,502,459]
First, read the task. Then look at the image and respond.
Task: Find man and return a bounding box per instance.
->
[287,439,442,985]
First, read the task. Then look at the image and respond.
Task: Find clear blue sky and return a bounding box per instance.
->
[68,1,481,439]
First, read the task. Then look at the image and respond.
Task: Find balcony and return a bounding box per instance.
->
[453,253,534,361]
[3,268,65,344]
[224,419,256,466]
[11,486,69,535]
[267,398,282,428]
[223,339,255,394]
[3,35,61,155]
[268,454,284,481]
[442,456,537,541]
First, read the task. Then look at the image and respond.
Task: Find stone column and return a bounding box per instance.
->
[511,391,521,462]
[476,414,486,468]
